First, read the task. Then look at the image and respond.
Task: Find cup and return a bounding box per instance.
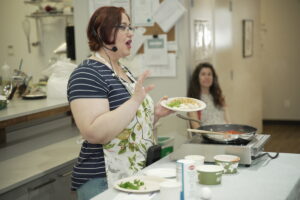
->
[214,154,240,174]
[184,155,205,167]
[159,180,181,200]
[196,165,223,185]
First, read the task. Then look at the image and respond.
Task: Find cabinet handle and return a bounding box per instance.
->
[58,170,72,177]
[28,178,56,191]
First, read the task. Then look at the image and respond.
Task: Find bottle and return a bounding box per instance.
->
[1,63,12,96]
[176,159,197,200]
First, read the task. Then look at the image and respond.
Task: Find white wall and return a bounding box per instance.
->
[189,0,263,132]
[229,0,263,131]
[261,0,300,120]
[0,0,72,82]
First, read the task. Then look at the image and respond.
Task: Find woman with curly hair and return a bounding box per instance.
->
[187,63,230,128]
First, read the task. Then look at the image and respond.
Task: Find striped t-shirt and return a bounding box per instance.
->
[67,59,131,190]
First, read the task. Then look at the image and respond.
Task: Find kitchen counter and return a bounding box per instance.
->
[0,98,68,121]
[0,132,81,195]
[91,152,300,200]
[0,98,70,144]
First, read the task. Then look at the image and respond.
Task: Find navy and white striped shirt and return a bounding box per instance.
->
[67,59,131,190]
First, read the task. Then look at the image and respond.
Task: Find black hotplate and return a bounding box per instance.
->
[201,135,250,146]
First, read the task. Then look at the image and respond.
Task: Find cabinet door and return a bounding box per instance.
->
[0,186,28,200]
[0,162,76,200]
[54,167,76,200]
[27,177,56,200]
[0,176,56,200]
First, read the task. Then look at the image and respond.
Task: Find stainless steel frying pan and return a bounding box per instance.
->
[176,114,257,144]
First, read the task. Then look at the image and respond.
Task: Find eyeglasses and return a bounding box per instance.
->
[115,25,135,32]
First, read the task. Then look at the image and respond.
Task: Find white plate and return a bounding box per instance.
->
[144,168,176,178]
[160,97,206,112]
[22,94,46,99]
[114,176,166,193]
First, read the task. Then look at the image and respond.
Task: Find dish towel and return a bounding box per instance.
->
[113,192,157,200]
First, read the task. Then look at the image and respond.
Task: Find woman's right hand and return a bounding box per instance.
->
[132,70,155,104]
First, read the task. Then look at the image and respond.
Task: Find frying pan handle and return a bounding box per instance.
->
[176,113,201,124]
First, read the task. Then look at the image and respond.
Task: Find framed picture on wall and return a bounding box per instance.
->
[242,19,253,57]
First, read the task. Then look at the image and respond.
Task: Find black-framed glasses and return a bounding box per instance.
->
[115,25,135,32]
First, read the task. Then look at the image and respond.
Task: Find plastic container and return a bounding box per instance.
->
[0,95,7,110]
[158,136,174,157]
[1,63,12,97]
[1,63,12,84]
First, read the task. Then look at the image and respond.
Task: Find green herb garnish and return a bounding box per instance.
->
[167,100,182,108]
[118,179,145,190]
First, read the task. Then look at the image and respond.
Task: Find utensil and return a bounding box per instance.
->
[18,59,23,71]
[187,128,226,135]
[22,19,31,53]
[176,113,201,124]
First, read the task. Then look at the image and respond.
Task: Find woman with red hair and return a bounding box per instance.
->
[67,6,172,199]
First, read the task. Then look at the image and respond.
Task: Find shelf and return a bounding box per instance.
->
[26,12,73,18]
[24,0,63,5]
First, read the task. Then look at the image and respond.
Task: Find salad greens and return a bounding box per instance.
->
[118,179,145,190]
[167,100,182,108]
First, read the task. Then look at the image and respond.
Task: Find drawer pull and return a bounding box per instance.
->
[28,178,56,191]
[58,171,72,177]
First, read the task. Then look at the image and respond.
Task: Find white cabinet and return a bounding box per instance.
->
[0,162,76,200]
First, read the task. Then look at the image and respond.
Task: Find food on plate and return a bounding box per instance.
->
[167,98,200,109]
[118,179,145,190]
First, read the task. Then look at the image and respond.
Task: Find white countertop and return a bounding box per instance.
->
[0,98,68,121]
[92,153,300,200]
[0,130,81,194]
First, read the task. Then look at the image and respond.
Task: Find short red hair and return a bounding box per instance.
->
[87,6,128,51]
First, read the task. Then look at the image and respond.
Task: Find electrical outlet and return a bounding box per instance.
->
[283,99,290,108]
[7,45,14,56]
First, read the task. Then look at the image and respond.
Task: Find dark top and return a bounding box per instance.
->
[67,59,131,190]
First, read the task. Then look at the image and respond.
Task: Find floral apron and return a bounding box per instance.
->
[103,67,155,187]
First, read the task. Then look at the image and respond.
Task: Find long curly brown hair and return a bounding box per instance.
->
[187,63,225,108]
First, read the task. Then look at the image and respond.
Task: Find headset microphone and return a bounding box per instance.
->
[93,27,118,52]
[104,45,118,52]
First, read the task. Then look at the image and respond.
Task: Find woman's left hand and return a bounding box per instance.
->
[154,96,174,122]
